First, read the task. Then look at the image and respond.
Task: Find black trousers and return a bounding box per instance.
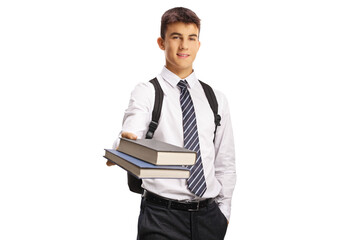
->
[137,197,228,240]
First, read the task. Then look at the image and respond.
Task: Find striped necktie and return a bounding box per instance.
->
[177,80,207,197]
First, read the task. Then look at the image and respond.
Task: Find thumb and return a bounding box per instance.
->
[121,131,138,140]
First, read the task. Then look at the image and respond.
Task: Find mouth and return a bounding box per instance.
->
[177,53,190,58]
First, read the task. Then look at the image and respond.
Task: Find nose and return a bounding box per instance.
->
[180,39,188,50]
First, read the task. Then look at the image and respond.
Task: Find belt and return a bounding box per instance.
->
[143,191,215,212]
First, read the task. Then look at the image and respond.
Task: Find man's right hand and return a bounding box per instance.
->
[106,132,138,166]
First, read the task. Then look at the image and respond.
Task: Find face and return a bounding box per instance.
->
[157,22,201,78]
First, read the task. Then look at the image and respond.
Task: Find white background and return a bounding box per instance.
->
[1,0,359,239]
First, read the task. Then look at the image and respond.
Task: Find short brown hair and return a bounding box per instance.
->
[160,7,201,39]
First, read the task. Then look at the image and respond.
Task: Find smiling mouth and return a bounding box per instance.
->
[177,53,190,58]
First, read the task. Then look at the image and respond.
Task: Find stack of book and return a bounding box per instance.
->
[104,138,196,179]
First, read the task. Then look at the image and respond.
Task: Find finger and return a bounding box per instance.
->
[121,132,138,140]
[106,160,115,166]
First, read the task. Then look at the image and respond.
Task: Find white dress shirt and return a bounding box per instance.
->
[115,67,236,220]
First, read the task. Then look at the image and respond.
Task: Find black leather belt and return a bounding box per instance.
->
[143,191,215,212]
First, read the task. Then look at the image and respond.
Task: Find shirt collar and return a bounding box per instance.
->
[160,66,198,89]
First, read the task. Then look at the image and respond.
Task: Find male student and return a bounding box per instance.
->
[108,7,236,240]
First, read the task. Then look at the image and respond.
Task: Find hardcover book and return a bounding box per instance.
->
[117,138,196,165]
[104,149,190,179]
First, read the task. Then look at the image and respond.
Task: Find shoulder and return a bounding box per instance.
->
[198,80,230,116]
[198,80,229,107]
[213,88,228,108]
[132,80,155,94]
[130,80,156,99]
[127,80,157,112]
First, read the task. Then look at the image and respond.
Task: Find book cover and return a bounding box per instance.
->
[117,138,196,165]
[104,149,190,179]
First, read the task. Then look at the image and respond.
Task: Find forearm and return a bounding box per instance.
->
[213,92,237,221]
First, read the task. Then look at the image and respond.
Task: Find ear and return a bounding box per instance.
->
[157,37,165,50]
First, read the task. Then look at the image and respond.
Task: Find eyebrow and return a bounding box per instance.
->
[170,32,198,38]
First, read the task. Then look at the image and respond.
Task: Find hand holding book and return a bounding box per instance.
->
[104,136,196,179]
[106,132,138,167]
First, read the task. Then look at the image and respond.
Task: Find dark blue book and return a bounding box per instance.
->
[104,149,190,179]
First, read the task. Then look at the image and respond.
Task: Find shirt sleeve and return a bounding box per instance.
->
[113,82,154,149]
[213,92,237,221]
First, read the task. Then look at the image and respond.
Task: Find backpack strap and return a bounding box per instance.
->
[127,77,164,194]
[146,78,164,139]
[199,80,221,142]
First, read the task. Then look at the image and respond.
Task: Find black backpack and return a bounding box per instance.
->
[127,77,221,194]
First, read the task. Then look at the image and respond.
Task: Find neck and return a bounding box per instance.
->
[165,65,193,79]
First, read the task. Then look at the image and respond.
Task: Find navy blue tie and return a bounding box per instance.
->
[178,80,207,197]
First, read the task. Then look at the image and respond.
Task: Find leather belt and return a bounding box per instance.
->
[143,191,215,212]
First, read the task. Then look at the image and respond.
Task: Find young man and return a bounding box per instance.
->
[109,7,236,240]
